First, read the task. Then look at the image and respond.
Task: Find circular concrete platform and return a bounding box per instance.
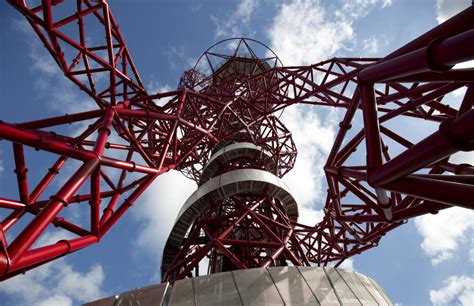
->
[85,267,393,306]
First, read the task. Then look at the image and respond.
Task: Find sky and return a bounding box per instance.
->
[0,0,473,305]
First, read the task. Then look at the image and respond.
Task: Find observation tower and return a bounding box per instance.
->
[1,1,473,305]
[161,39,301,281]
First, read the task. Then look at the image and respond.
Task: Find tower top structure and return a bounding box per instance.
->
[0,1,472,283]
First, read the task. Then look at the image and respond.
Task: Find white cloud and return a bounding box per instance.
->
[131,170,196,279]
[0,259,105,306]
[382,0,393,7]
[267,0,387,227]
[450,151,474,166]
[235,0,258,24]
[430,275,474,306]
[454,60,474,70]
[435,0,471,24]
[281,105,337,225]
[210,0,258,38]
[326,257,356,271]
[2,20,106,306]
[470,239,474,263]
[339,0,393,19]
[14,19,95,115]
[33,230,75,249]
[338,258,355,271]
[267,0,391,66]
[415,207,474,265]
[147,80,173,94]
[166,45,196,70]
[15,17,112,109]
[147,80,174,106]
[37,295,72,306]
[13,18,98,226]
[191,0,202,13]
[268,0,354,66]
[362,36,380,54]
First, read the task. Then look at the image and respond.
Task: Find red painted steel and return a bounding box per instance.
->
[0,0,472,280]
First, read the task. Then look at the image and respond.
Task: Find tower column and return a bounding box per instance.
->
[162,141,301,281]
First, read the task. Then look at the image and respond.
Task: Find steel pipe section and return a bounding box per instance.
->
[161,168,298,275]
[199,142,276,185]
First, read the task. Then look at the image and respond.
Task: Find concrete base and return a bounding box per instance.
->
[84,267,393,305]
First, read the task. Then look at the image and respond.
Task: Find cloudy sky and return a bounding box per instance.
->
[0,0,473,305]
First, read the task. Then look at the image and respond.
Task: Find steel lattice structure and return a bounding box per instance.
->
[0,0,473,281]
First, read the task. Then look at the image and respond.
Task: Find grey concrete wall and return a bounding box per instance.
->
[85,267,393,306]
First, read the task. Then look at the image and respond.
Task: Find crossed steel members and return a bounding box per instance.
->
[0,0,472,280]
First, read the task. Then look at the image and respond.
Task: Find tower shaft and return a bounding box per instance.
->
[0,2,472,281]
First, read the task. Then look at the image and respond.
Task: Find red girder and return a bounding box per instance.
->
[0,1,473,280]
[7,0,147,107]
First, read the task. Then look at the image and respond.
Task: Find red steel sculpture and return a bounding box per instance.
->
[0,0,473,281]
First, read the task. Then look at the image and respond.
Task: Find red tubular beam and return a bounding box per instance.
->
[3,0,474,280]
[156,93,185,169]
[99,193,120,226]
[411,174,474,184]
[50,218,91,237]
[90,168,101,235]
[51,28,134,86]
[93,109,114,155]
[261,246,285,268]
[111,119,155,167]
[31,190,117,211]
[334,166,474,209]
[438,162,474,175]
[431,29,474,66]
[0,123,96,161]
[167,244,207,275]
[113,108,176,121]
[360,85,383,173]
[359,29,474,83]
[54,4,102,28]
[392,201,450,222]
[29,156,67,203]
[2,210,25,232]
[333,214,384,223]
[38,10,139,104]
[382,176,474,209]
[386,69,474,83]
[334,130,364,165]
[178,118,219,142]
[100,0,116,105]
[12,144,29,204]
[283,245,304,266]
[379,83,465,122]
[100,156,171,174]
[219,239,282,248]
[325,89,360,165]
[369,109,474,186]
[7,235,98,275]
[18,109,105,129]
[383,6,474,60]
[5,158,99,264]
[458,83,474,116]
[0,198,25,209]
[214,240,247,270]
[99,174,157,237]
[174,243,215,280]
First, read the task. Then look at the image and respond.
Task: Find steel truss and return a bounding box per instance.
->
[0,0,472,280]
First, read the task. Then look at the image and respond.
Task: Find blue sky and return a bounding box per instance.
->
[0,0,473,305]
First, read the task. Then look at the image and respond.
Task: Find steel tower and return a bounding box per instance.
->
[0,0,473,282]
